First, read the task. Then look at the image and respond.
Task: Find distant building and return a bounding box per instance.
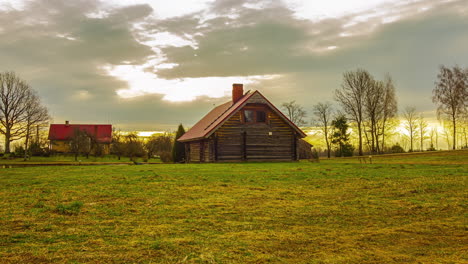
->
[178,84,308,162]
[48,121,112,154]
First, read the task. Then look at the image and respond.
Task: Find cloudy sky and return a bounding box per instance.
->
[0,0,466,131]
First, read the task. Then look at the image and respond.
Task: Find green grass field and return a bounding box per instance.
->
[0,151,466,263]
[0,154,161,165]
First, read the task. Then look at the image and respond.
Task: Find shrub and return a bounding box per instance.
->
[335,143,354,157]
[390,144,405,153]
[159,151,172,163]
[427,144,436,151]
[13,146,25,157]
[28,142,46,156]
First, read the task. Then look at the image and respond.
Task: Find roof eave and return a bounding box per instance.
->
[177,136,206,143]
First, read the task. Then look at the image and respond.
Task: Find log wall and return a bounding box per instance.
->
[188,141,201,162]
[214,105,298,162]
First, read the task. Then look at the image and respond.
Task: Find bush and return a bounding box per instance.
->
[427,144,436,151]
[13,146,25,157]
[159,151,172,163]
[93,144,104,157]
[335,143,354,157]
[28,142,47,156]
[390,144,405,153]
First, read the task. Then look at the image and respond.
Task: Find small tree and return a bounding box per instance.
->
[124,132,146,162]
[172,124,186,162]
[281,100,307,126]
[111,129,125,160]
[23,92,49,160]
[69,129,92,161]
[146,133,173,162]
[418,114,428,151]
[312,102,333,158]
[331,115,354,157]
[403,106,418,152]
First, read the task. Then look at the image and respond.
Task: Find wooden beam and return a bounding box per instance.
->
[241,131,247,161]
[214,135,218,162]
[200,141,205,163]
[293,134,298,161]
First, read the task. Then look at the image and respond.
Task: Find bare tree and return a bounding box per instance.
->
[69,129,92,161]
[0,72,32,153]
[23,92,50,160]
[281,100,307,126]
[146,133,173,162]
[403,107,418,152]
[312,102,333,158]
[418,114,428,151]
[429,127,438,150]
[379,75,398,152]
[335,69,373,156]
[124,132,146,162]
[111,129,126,160]
[461,115,468,148]
[432,65,468,150]
[363,79,385,154]
[441,121,452,150]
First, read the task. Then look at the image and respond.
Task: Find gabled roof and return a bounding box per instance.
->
[48,124,112,143]
[178,90,306,142]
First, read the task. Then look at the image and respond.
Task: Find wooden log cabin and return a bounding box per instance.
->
[178,84,307,162]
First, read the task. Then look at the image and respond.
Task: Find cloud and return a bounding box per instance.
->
[0,0,466,131]
[147,0,467,112]
[0,0,161,129]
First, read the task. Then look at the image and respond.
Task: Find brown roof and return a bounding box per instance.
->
[178,90,306,142]
[178,91,254,142]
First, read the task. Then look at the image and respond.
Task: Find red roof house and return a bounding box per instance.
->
[48,122,112,153]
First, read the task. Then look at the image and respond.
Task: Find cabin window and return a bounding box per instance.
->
[243,109,267,123]
[257,111,266,123]
[244,110,255,123]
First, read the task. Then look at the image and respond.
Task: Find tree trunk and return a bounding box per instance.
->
[324,128,331,158]
[4,133,11,153]
[452,118,456,150]
[371,121,376,154]
[358,122,363,156]
[410,130,413,152]
[381,124,386,154]
[24,125,30,161]
[420,132,424,151]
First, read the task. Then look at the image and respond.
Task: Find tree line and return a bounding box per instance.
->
[2,65,466,160]
[108,124,186,163]
[281,65,468,157]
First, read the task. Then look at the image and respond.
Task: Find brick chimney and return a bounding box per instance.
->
[232,83,244,103]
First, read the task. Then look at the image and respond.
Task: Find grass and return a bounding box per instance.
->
[0,154,161,165]
[0,151,466,263]
[321,149,468,165]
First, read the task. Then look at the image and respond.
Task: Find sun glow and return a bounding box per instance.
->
[103,63,279,102]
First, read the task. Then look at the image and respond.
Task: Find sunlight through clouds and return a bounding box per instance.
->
[103,63,279,102]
